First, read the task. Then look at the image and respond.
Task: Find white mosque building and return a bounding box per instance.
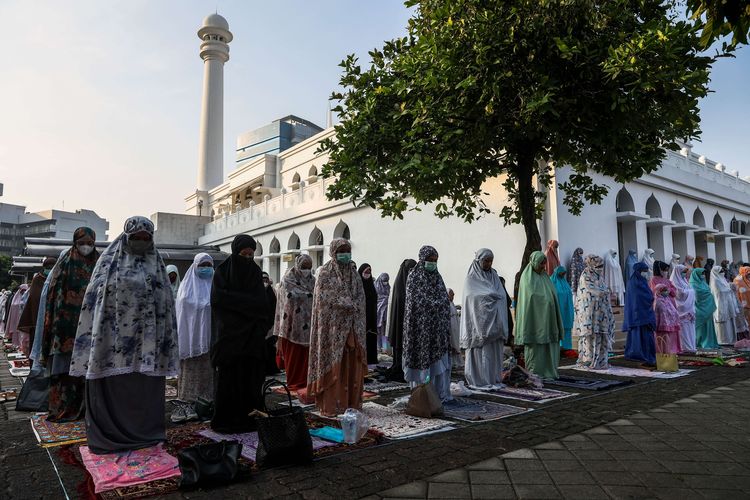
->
[167,14,750,296]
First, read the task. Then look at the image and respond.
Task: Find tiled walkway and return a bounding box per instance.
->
[377,382,750,499]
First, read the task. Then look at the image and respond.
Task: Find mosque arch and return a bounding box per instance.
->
[670,202,685,223]
[615,187,635,212]
[308,165,318,179]
[254,242,263,257]
[693,208,706,227]
[291,172,301,191]
[269,237,281,254]
[309,227,324,246]
[713,213,724,231]
[645,195,662,218]
[334,220,351,240]
[288,232,301,250]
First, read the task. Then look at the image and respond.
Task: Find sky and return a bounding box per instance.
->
[0,1,748,240]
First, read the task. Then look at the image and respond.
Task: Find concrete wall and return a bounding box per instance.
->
[152,212,211,246]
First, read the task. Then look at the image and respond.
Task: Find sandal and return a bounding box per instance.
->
[4,389,17,401]
[0,393,6,403]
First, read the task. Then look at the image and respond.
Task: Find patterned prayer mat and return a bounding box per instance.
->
[30,414,87,448]
[544,376,634,391]
[359,402,454,439]
[363,380,410,394]
[471,386,578,403]
[164,385,177,398]
[9,366,30,377]
[561,365,694,379]
[79,443,181,494]
[442,397,529,422]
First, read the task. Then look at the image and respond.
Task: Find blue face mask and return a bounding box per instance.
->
[424,261,438,272]
[197,267,214,279]
[336,253,352,264]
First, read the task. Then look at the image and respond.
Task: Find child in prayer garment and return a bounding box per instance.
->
[654,284,682,357]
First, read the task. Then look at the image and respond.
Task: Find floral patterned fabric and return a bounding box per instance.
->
[403,246,452,371]
[307,238,366,391]
[374,273,391,333]
[274,254,315,346]
[670,264,696,352]
[574,255,615,370]
[567,248,585,295]
[71,217,178,380]
[734,267,750,328]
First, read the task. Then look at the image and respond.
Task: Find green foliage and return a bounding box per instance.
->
[320,0,714,286]
[687,0,750,47]
[0,255,13,290]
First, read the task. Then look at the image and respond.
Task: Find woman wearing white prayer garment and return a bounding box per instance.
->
[603,249,625,305]
[176,253,215,405]
[460,249,509,390]
[710,265,739,345]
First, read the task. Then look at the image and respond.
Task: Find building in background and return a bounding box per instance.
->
[235,115,323,166]
[0,203,109,257]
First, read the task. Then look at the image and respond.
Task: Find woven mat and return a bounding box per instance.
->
[471,386,577,403]
[442,397,529,422]
[358,402,453,439]
[30,414,87,448]
[363,380,410,394]
[9,366,30,377]
[561,365,694,378]
[544,376,634,391]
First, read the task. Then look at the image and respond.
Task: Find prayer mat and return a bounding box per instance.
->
[544,376,634,391]
[79,443,181,494]
[197,428,336,462]
[363,380,410,394]
[471,386,577,404]
[561,365,694,379]
[9,366,30,377]
[7,352,26,360]
[10,358,31,368]
[442,397,529,422]
[164,385,177,398]
[358,402,453,439]
[30,414,87,447]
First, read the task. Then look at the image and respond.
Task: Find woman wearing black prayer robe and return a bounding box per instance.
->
[210,234,271,432]
[359,263,379,366]
[385,259,417,382]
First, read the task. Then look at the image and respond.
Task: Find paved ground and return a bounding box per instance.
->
[3,341,750,499]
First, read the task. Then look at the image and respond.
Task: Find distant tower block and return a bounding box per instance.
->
[196,13,232,193]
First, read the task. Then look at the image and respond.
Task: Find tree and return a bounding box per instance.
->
[320,0,714,295]
[0,255,14,290]
[686,0,750,47]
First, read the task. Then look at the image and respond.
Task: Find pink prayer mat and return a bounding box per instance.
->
[79,443,180,493]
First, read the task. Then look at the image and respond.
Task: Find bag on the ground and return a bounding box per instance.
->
[406,382,443,418]
[15,366,49,412]
[178,439,242,487]
[655,336,679,372]
[340,408,369,444]
[255,379,313,468]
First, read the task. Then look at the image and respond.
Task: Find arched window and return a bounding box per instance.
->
[615,187,635,212]
[307,165,319,184]
[270,237,280,254]
[713,213,724,231]
[693,208,706,227]
[334,220,351,240]
[645,195,662,218]
[254,241,264,257]
[670,202,685,223]
[288,232,300,250]
[291,173,301,191]
[309,227,324,246]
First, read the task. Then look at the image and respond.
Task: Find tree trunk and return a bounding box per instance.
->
[512,156,543,301]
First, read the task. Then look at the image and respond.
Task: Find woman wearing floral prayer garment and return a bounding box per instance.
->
[734,266,750,330]
[374,273,391,351]
[403,245,453,401]
[385,259,417,382]
[568,248,586,297]
[460,249,509,390]
[574,255,615,370]
[545,240,560,276]
[39,229,98,422]
[358,263,379,366]
[670,264,696,353]
[623,262,657,365]
[654,283,682,358]
[515,251,564,379]
[690,268,719,349]
[274,254,315,391]
[550,266,574,350]
[307,238,367,417]
[710,266,739,345]
[176,253,215,404]
[209,234,271,432]
[71,218,177,452]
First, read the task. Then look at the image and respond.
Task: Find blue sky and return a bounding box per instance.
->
[0,1,747,237]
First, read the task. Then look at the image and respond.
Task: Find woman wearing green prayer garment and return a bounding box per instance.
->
[690,268,719,349]
[516,251,564,379]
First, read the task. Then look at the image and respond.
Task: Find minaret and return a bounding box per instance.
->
[196,13,232,202]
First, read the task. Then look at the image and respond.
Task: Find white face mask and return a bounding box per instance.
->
[77,244,94,256]
[640,271,649,279]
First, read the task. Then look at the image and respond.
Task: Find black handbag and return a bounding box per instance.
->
[15,366,49,412]
[178,440,242,487]
[255,379,313,468]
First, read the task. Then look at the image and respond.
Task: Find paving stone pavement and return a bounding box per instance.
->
[375,380,750,500]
